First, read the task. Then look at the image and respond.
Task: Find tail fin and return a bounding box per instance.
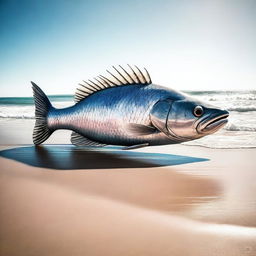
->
[31,82,53,145]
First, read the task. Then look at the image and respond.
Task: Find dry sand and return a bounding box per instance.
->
[0,143,256,256]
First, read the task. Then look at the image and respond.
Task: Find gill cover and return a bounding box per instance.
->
[150,99,172,135]
[150,99,199,140]
[166,100,198,139]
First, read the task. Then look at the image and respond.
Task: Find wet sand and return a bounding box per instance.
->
[0,142,256,256]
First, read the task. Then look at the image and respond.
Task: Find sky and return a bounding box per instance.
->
[0,0,255,96]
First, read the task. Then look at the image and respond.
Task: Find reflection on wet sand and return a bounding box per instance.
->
[0,145,208,169]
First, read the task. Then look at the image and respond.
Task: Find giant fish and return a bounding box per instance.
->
[31,65,229,149]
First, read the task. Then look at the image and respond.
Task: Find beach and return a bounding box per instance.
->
[0,119,256,256]
[1,0,256,253]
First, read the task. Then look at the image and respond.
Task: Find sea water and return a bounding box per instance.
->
[0,91,255,148]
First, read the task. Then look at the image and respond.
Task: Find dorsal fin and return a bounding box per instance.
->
[74,65,152,103]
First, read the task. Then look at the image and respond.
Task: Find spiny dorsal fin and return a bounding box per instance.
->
[71,132,107,147]
[74,65,152,103]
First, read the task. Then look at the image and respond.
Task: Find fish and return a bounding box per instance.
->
[31,65,229,149]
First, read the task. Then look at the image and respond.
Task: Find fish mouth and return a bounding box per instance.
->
[197,111,229,134]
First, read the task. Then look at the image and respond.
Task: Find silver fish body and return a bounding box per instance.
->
[48,84,183,146]
[31,65,229,148]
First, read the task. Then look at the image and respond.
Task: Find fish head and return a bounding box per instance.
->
[166,99,229,141]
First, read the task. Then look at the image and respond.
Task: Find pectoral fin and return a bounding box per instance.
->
[126,123,157,136]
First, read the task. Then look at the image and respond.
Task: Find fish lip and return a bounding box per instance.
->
[197,112,229,134]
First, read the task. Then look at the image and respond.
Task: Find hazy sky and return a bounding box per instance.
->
[0,0,255,96]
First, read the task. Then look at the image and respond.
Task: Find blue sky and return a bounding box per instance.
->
[0,0,255,96]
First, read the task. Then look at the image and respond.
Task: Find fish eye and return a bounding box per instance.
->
[193,105,204,117]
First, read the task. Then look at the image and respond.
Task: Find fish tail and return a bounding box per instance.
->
[31,82,53,145]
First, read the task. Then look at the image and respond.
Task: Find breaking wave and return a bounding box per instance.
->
[227,107,256,112]
[0,106,35,119]
[225,123,256,132]
[0,97,74,119]
[0,114,35,119]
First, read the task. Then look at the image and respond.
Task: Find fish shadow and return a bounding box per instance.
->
[0,145,208,170]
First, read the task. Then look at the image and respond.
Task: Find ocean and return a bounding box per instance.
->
[0,90,255,148]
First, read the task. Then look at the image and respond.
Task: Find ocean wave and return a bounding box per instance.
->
[227,107,256,112]
[184,143,256,149]
[184,90,256,96]
[0,101,73,119]
[206,96,256,101]
[225,123,256,132]
[0,96,74,105]
[183,141,256,149]
[0,114,35,119]
[0,106,35,119]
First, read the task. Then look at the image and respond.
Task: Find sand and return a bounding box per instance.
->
[0,142,256,256]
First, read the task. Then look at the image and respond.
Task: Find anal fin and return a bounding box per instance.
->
[71,132,107,147]
[123,143,149,150]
